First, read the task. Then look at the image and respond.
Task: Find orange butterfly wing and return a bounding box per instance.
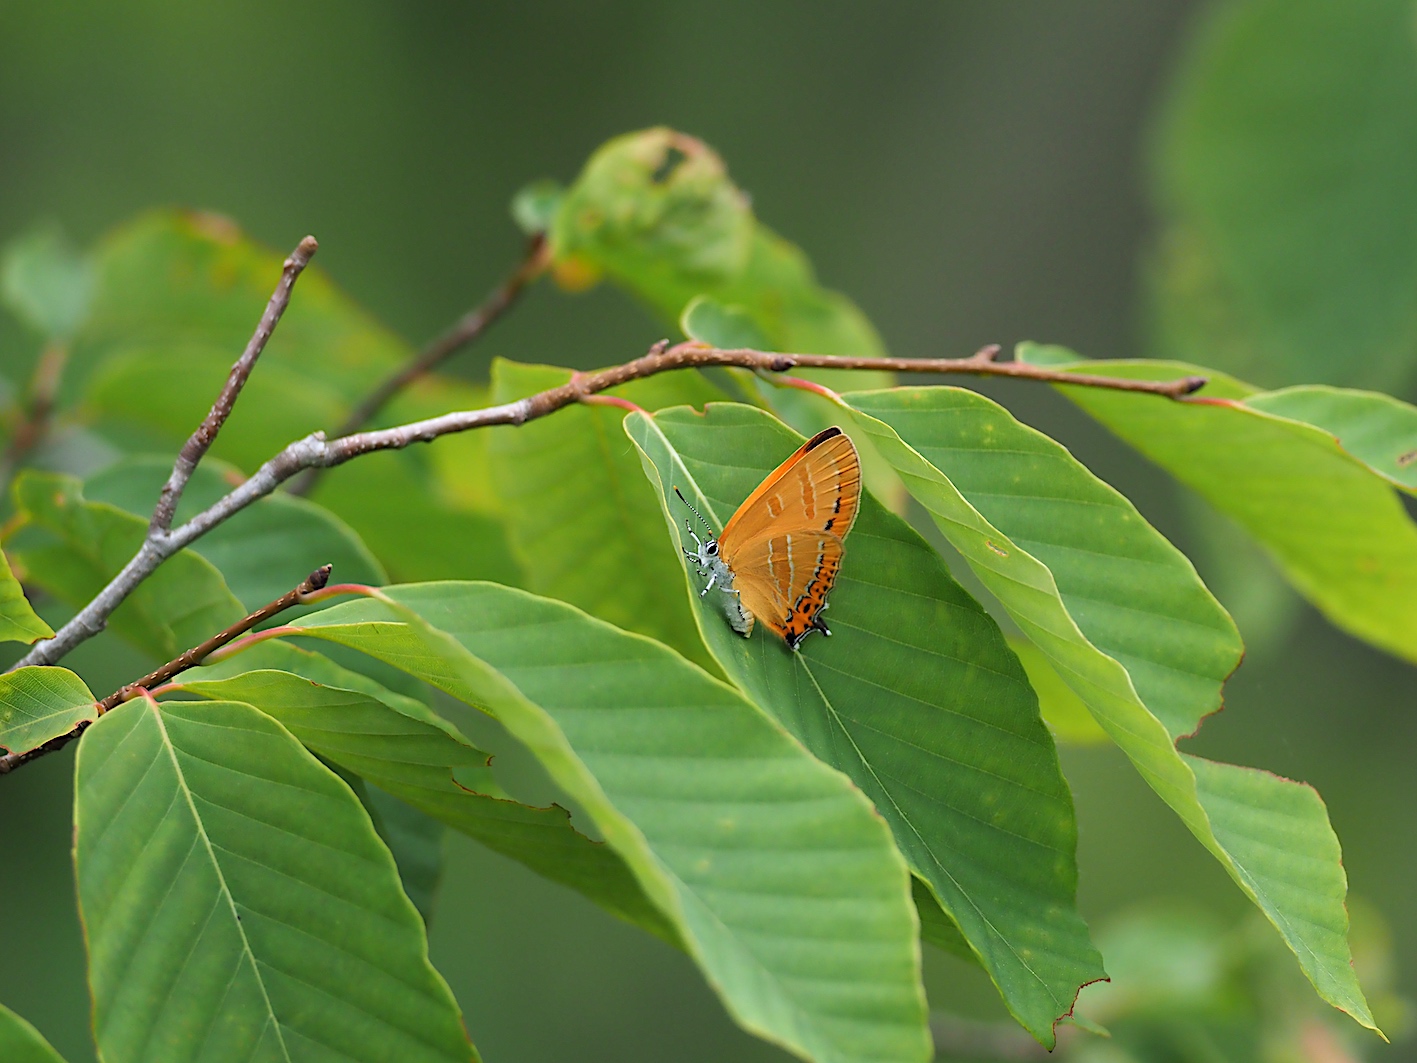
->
[719,428,861,647]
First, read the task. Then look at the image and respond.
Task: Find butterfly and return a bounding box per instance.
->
[675,426,861,650]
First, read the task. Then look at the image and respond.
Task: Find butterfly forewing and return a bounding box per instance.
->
[719,427,862,647]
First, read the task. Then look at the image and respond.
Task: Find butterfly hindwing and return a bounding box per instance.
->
[728,531,845,647]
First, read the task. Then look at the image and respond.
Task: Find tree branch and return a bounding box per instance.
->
[0,340,70,492]
[149,235,318,533]
[0,565,334,774]
[9,338,1205,671]
[288,234,548,497]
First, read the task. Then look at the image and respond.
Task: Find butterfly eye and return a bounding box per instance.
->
[706,541,719,556]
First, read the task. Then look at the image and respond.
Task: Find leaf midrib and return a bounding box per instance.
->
[147,702,294,1063]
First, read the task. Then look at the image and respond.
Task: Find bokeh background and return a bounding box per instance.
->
[3,2,1414,1060]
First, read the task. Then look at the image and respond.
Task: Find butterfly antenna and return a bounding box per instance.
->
[673,486,715,534]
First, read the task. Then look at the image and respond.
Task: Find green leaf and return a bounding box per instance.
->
[1,224,93,340]
[0,1003,68,1063]
[839,383,1375,1031]
[84,455,386,608]
[626,404,1103,1047]
[510,179,563,237]
[1152,0,1417,391]
[681,295,771,350]
[0,666,95,757]
[11,470,245,659]
[551,128,754,308]
[1244,385,1417,494]
[0,546,54,645]
[487,358,726,670]
[1006,638,1109,747]
[283,581,931,1063]
[75,695,475,1063]
[1018,346,1417,669]
[174,662,676,945]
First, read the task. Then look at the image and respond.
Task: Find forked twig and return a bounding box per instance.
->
[0,565,335,774]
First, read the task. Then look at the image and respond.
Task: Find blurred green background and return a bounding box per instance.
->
[3,2,1414,1060]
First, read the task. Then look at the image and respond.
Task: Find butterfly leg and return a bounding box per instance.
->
[701,570,719,597]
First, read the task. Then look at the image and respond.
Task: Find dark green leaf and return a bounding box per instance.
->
[841,382,1375,1030]
[0,1003,68,1063]
[627,404,1103,1047]
[75,695,476,1063]
[12,470,245,659]
[363,786,447,924]
[284,582,931,1063]
[0,666,95,756]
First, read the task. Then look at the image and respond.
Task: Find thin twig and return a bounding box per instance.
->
[8,339,1205,671]
[0,340,70,492]
[0,565,334,774]
[149,235,318,533]
[289,234,548,497]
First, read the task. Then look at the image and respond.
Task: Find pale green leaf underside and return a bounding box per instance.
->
[842,384,1374,1030]
[286,581,930,1063]
[0,1002,68,1063]
[0,666,95,756]
[175,665,676,945]
[75,696,474,1063]
[1017,346,1417,668]
[627,403,1103,1047]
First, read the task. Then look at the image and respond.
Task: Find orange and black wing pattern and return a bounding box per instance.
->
[719,427,861,648]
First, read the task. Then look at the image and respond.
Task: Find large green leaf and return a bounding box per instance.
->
[75,695,475,1063]
[626,404,1103,1047]
[487,359,726,669]
[839,383,1375,1031]
[282,581,931,1063]
[1152,0,1417,391]
[11,470,245,659]
[0,546,54,645]
[0,1003,68,1063]
[1019,346,1417,668]
[84,456,385,609]
[0,666,95,757]
[173,663,676,945]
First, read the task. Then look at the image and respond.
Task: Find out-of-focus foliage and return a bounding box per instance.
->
[1150,0,1417,393]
